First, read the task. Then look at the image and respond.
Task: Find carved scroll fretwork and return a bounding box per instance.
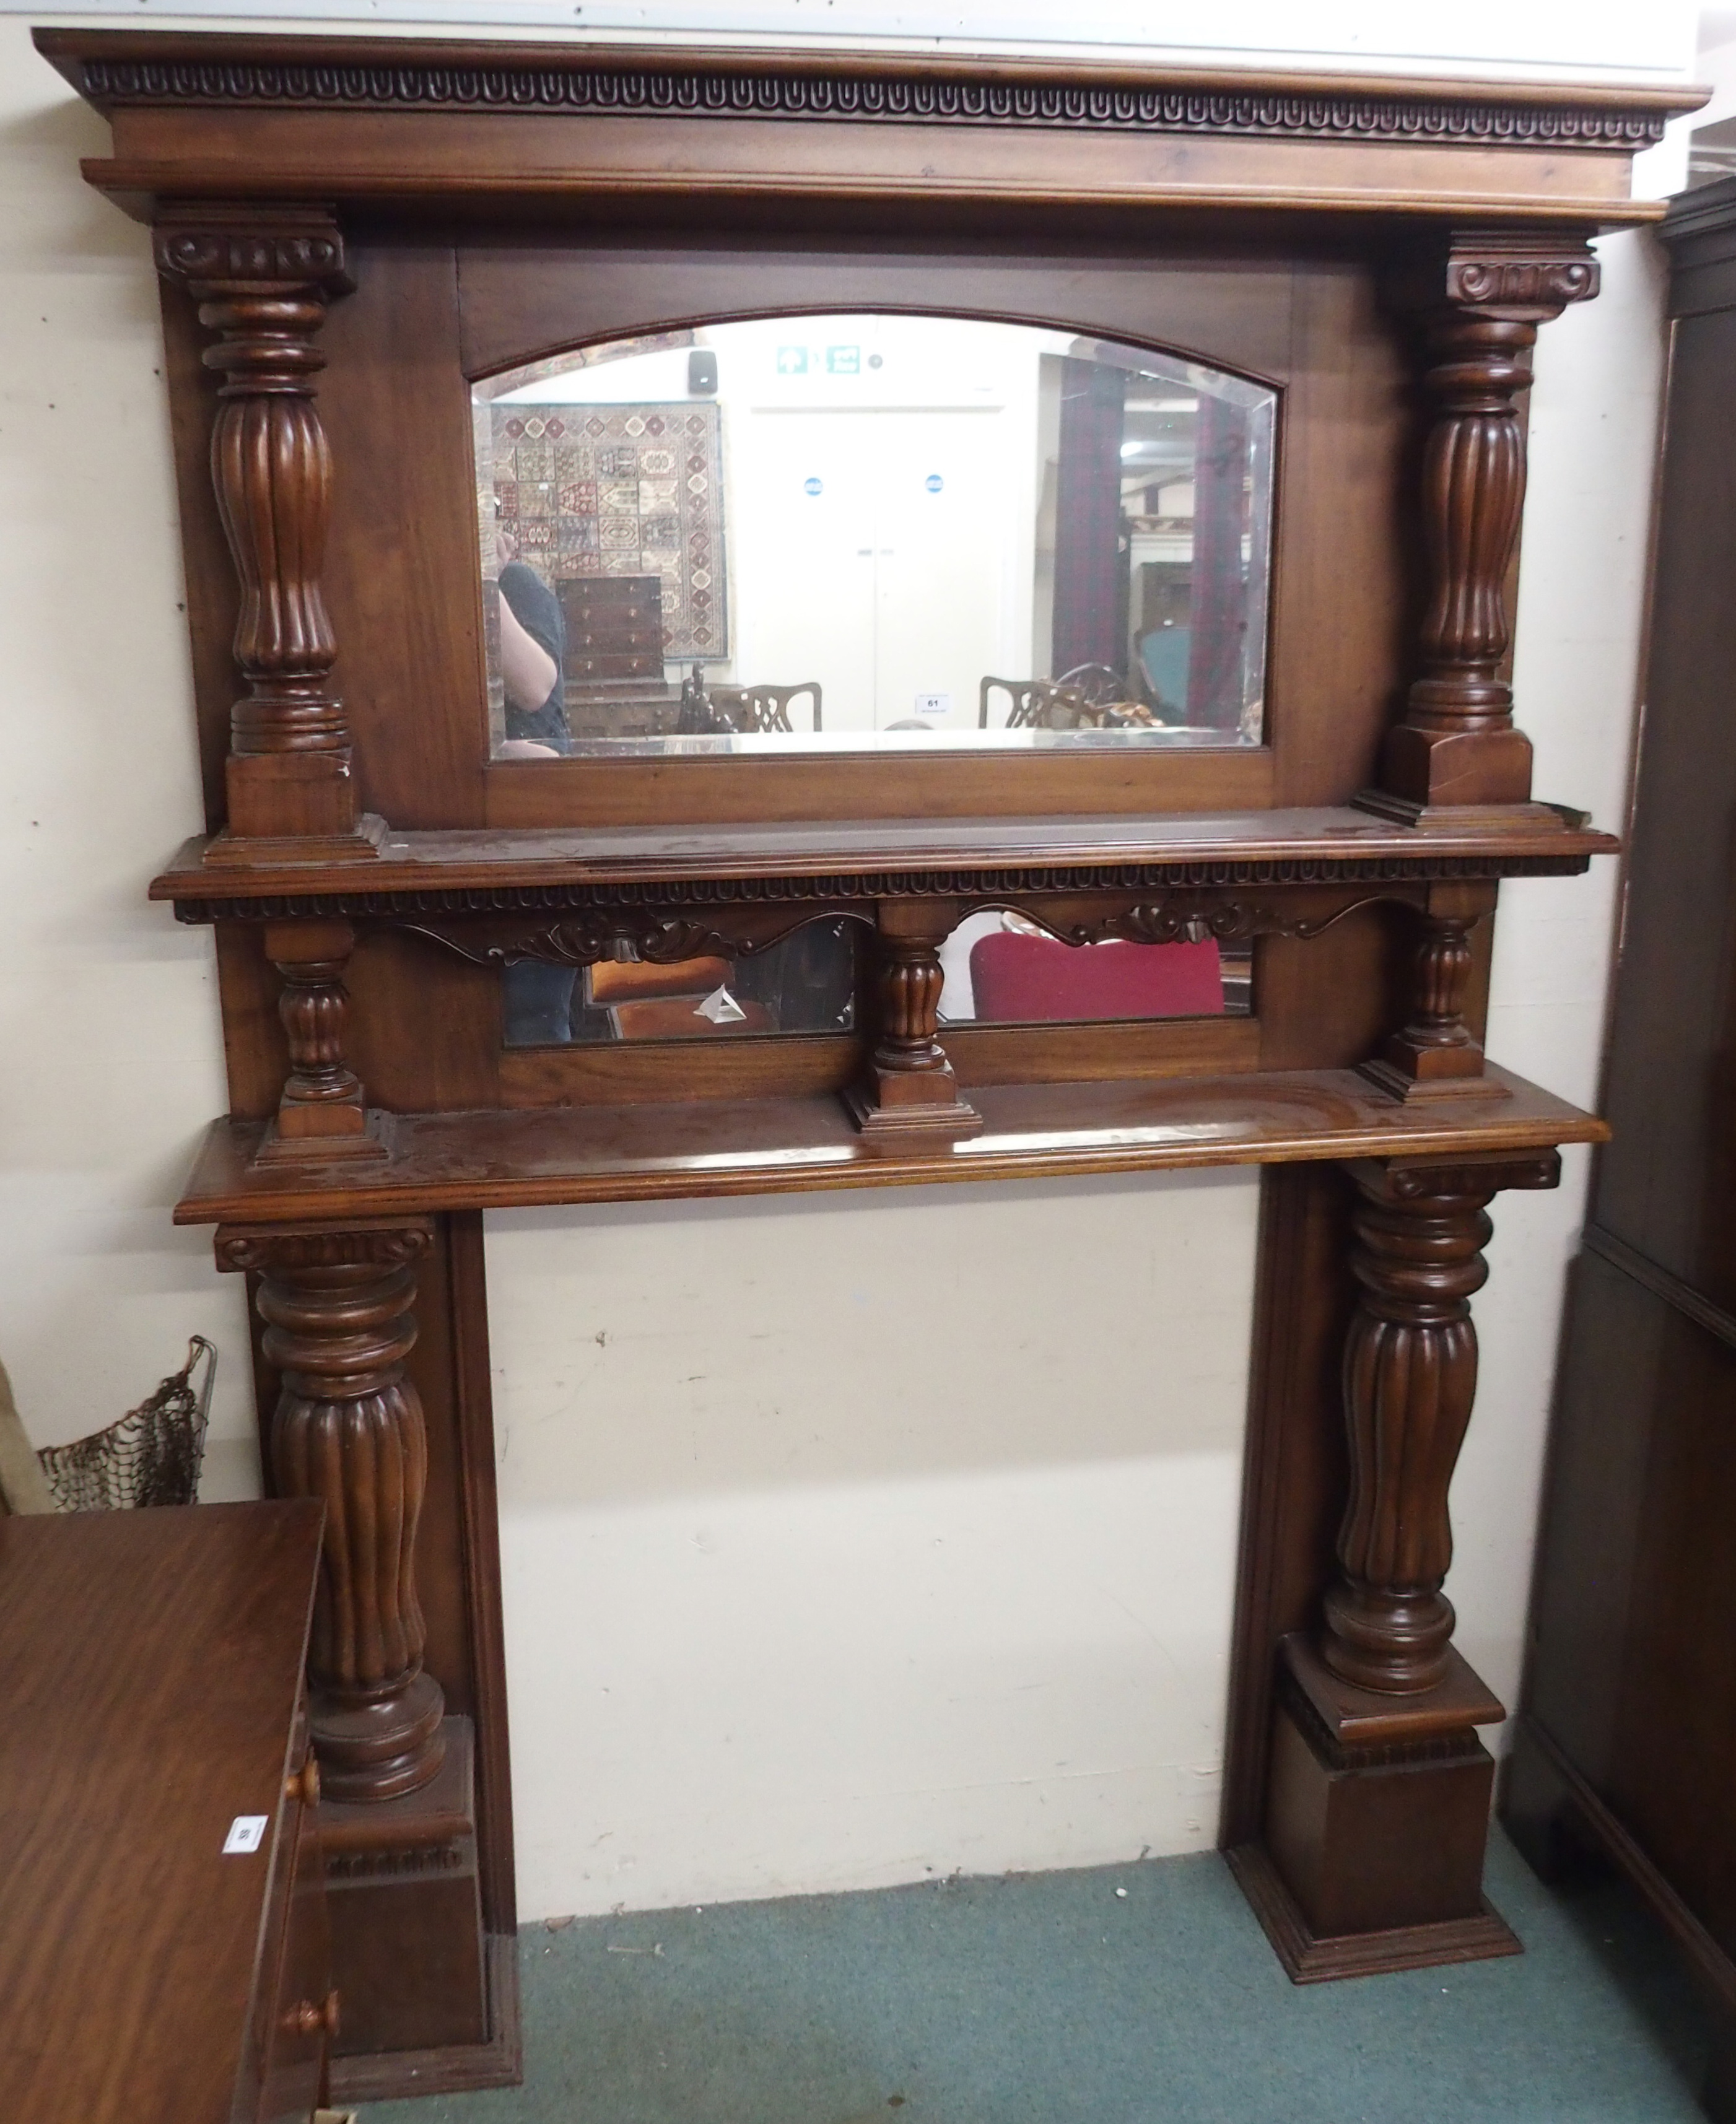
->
[1363,231,1600,827]
[1322,1152,1559,1694]
[1060,891,1402,948]
[398,906,867,971]
[216,1218,445,1801]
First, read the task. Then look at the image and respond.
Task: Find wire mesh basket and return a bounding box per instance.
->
[35,1337,216,1512]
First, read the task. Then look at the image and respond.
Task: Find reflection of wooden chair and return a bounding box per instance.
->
[705,681,822,733]
[585,953,771,1041]
[979,676,1094,729]
[586,957,731,1006]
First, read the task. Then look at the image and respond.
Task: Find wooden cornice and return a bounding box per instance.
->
[38,30,1701,147]
[35,28,1707,226]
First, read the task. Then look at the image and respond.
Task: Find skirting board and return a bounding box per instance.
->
[328,1933,521,2103]
[1225,1843,1522,1982]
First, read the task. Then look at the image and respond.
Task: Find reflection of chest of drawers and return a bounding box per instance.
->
[557,573,665,683]
[0,1500,332,2124]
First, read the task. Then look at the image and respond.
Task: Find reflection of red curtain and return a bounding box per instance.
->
[1052,358,1126,677]
[1186,394,1249,730]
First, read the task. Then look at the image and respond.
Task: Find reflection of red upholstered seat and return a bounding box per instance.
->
[968,931,1224,1022]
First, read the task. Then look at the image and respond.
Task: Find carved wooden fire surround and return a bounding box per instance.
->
[40,27,1700,2099]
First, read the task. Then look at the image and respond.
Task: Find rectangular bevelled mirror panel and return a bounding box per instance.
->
[474,314,1275,759]
[499,917,1250,1047]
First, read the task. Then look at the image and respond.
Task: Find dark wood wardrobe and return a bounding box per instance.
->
[1505,172,1736,2120]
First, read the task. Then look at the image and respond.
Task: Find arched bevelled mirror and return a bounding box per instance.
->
[473,315,1275,759]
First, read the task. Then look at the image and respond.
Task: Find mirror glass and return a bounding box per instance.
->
[500,916,1249,1047]
[474,315,1275,758]
[940,914,1250,1024]
[502,923,860,1048]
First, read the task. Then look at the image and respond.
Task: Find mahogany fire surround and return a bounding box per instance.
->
[37,25,1703,2097]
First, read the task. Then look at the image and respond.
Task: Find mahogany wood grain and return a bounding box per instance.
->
[39,28,1695,229]
[0,1502,325,2124]
[153,206,377,852]
[1221,1163,1355,1848]
[258,918,383,1160]
[1361,233,1601,825]
[317,240,487,832]
[447,1212,516,1941]
[846,900,982,1141]
[1359,881,1499,1097]
[149,808,1616,903]
[218,1222,447,1803]
[1324,1152,1559,1691]
[33,25,1655,2033]
[173,1063,1603,1226]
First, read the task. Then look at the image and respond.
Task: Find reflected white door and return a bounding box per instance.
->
[731,407,1010,731]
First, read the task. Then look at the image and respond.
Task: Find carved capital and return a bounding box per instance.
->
[153,205,353,299]
[1380,1151,1562,1202]
[1391,230,1601,324]
[214,1219,435,1277]
[1441,237,1600,321]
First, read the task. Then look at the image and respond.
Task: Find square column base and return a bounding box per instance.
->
[1231,1635,1521,1981]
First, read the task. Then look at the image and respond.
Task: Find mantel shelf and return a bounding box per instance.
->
[153,806,1617,915]
[178,1063,1606,1225]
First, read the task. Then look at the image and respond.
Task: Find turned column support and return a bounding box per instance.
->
[154,204,382,861]
[255,918,388,1164]
[844,899,982,1144]
[1358,231,1599,830]
[216,1219,445,1801]
[1360,880,1501,1100]
[1323,1151,1560,1693]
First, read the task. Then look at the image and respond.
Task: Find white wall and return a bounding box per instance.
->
[0,3,1704,1921]
[0,24,260,1497]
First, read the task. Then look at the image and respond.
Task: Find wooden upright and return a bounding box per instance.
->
[35,24,1699,2097]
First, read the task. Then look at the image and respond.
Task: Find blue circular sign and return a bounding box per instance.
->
[925,473,944,493]
[804,476,823,496]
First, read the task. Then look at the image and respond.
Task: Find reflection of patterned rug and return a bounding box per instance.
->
[482,402,725,659]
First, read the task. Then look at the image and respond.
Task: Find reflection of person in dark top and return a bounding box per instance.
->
[495,531,571,754]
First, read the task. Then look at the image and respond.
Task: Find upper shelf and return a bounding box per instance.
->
[38,28,1706,229]
[152,806,1618,915]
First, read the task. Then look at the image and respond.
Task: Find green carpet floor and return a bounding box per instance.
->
[368,1829,1710,2124]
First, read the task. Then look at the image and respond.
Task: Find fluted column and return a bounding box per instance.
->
[844,899,982,1143]
[1323,1154,1558,1692]
[1361,233,1599,827]
[216,1221,445,1800]
[257,918,387,1163]
[154,206,380,857]
[1360,881,1501,1100]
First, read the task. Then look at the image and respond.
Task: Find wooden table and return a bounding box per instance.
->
[0,1502,331,2124]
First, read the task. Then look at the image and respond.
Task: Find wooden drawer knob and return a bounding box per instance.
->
[282,1990,340,2040]
[285,1756,321,1808]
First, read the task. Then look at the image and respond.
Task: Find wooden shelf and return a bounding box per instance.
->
[152,806,1617,913]
[177,1063,1606,1225]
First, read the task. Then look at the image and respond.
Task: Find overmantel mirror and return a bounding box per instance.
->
[476,316,1274,759]
[36,22,1699,2106]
